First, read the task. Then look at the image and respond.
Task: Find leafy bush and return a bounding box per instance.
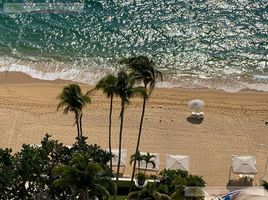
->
[158,169,206,199]
[158,169,189,195]
[0,134,112,199]
[128,169,206,200]
[262,180,268,190]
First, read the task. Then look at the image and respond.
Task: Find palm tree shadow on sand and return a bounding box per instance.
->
[186,116,204,124]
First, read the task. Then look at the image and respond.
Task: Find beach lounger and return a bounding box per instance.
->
[191,112,197,117]
[191,111,204,119]
[197,111,204,118]
[29,144,42,148]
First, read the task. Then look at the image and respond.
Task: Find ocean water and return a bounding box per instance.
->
[0,0,267,92]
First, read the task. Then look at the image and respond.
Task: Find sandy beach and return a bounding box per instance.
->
[0,72,267,187]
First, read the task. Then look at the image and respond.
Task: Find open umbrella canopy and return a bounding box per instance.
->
[232,155,258,174]
[188,99,204,112]
[235,187,268,200]
[166,154,189,171]
[109,149,127,167]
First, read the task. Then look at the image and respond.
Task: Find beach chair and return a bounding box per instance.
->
[108,149,127,177]
[166,154,189,171]
[197,111,204,118]
[29,144,42,148]
[191,111,204,119]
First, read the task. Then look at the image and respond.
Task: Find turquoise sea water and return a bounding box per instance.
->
[0,0,267,92]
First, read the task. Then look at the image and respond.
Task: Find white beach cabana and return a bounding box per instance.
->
[166,154,189,171]
[110,149,127,167]
[232,155,258,175]
[108,149,127,176]
[138,152,160,172]
[229,155,258,182]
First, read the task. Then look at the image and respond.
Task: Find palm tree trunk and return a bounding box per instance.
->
[114,100,125,200]
[80,112,83,138]
[145,163,148,171]
[129,96,147,192]
[82,189,88,200]
[109,95,113,170]
[75,113,80,139]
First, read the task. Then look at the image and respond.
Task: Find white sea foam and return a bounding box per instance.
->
[0,59,268,92]
[0,62,111,85]
[253,75,268,81]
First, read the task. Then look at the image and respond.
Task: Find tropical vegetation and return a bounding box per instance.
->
[53,152,115,200]
[0,134,113,199]
[128,169,206,200]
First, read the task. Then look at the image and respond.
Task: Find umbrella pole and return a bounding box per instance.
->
[228,166,232,183]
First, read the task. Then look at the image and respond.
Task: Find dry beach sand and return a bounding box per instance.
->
[0,72,268,187]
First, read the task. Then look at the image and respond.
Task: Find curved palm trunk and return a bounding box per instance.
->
[109,95,113,170]
[114,100,125,200]
[80,112,83,138]
[129,96,147,192]
[75,113,80,139]
[75,111,82,150]
[145,162,148,171]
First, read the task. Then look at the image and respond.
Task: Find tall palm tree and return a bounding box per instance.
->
[114,70,147,200]
[57,84,91,143]
[53,153,114,200]
[120,56,162,191]
[95,74,117,170]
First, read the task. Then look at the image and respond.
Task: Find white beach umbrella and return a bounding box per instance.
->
[166,154,189,171]
[235,187,268,200]
[188,99,204,112]
[109,149,127,167]
[232,155,258,174]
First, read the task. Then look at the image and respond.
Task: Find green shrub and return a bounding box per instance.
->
[0,134,113,199]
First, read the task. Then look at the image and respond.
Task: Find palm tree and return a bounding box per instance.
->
[120,56,162,191]
[114,70,147,199]
[128,182,171,200]
[53,153,114,200]
[143,152,156,171]
[57,84,91,143]
[130,151,145,173]
[95,74,117,170]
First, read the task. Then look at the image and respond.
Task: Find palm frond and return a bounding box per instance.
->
[57,101,66,111]
[120,55,163,96]
[95,74,117,98]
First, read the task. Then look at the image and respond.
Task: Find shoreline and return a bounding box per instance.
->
[0,71,268,187]
[1,71,267,94]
